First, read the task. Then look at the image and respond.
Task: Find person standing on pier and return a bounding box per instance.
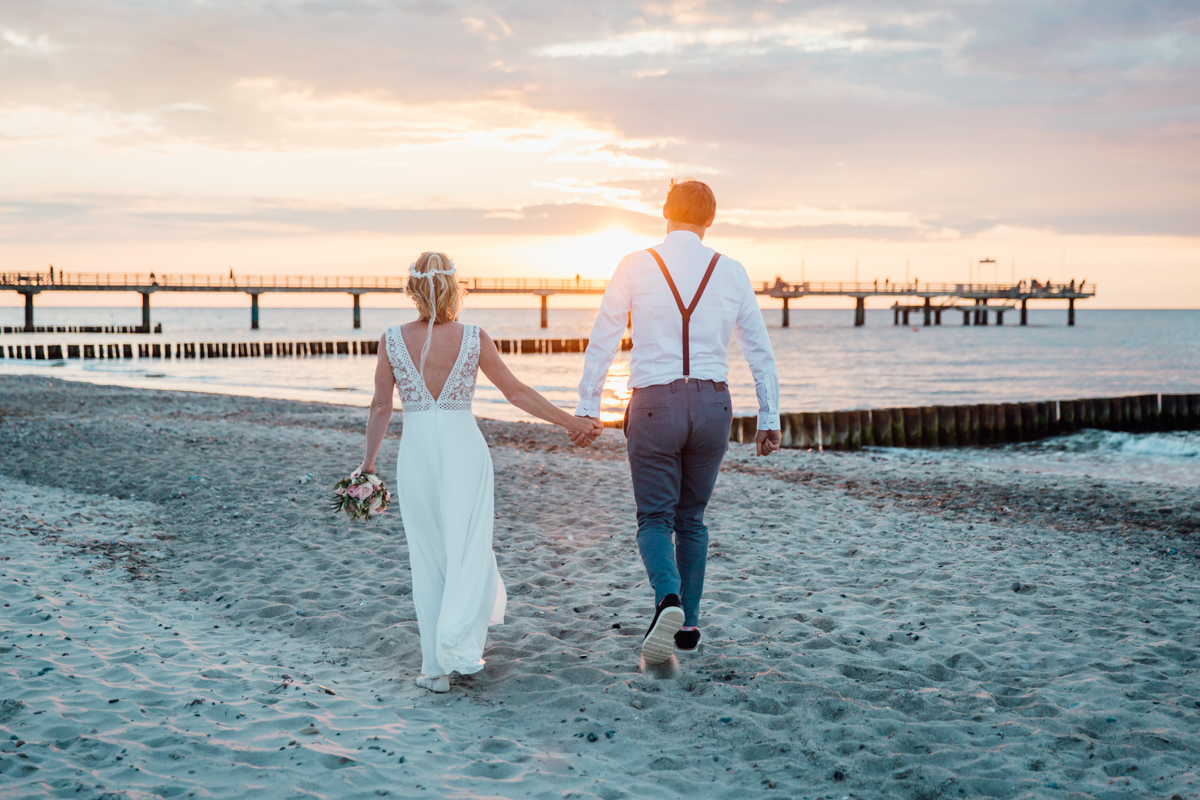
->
[572,178,781,665]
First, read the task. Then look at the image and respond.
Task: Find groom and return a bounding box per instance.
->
[572,179,781,665]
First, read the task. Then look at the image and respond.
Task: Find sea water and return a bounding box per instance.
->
[4,306,1196,483]
[2,306,1197,416]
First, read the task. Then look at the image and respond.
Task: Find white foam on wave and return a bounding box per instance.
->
[1092,430,1200,458]
[969,428,1200,485]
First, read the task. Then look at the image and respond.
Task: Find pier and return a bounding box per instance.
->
[760,279,1094,328]
[2,271,1094,332]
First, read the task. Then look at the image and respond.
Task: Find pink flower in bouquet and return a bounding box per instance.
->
[346,483,365,499]
[369,495,383,512]
[335,486,346,497]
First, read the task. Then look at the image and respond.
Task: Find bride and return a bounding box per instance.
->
[358,252,602,693]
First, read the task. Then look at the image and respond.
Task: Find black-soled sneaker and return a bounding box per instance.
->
[641,594,685,666]
[674,628,701,653]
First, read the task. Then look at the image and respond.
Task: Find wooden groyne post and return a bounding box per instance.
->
[726,393,1200,450]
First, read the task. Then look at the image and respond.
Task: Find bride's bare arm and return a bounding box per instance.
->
[361,335,394,472]
[477,330,602,441]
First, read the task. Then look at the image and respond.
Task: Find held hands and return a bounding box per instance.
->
[756,429,782,457]
[568,416,604,448]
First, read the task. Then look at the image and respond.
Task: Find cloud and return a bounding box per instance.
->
[0,196,659,239]
[2,28,56,53]
[0,194,988,241]
[0,0,1196,243]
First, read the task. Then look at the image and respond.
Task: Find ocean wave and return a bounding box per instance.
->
[1013,428,1200,460]
[1094,430,1200,459]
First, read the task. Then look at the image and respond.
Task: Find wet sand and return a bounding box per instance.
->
[1,374,1198,799]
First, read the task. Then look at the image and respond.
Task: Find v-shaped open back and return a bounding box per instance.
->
[385,323,481,413]
[405,324,466,402]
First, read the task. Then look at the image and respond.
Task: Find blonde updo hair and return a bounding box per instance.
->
[406,251,463,323]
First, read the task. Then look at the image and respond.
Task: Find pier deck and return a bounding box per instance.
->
[2,271,1095,332]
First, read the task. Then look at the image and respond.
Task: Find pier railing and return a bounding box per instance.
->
[2,270,1096,330]
[0,272,413,291]
[755,280,1095,299]
[1,272,1095,299]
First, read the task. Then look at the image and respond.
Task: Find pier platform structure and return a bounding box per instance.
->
[2,271,1094,332]
[761,279,1095,327]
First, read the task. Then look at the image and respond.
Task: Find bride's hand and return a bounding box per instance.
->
[567,415,603,447]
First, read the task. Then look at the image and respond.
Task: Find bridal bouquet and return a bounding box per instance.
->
[329,467,391,522]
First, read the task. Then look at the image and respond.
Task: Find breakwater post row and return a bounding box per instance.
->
[3,325,163,335]
[1,337,630,361]
[2,341,384,360]
[730,395,1200,449]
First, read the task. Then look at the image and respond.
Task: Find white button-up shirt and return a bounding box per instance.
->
[576,230,781,430]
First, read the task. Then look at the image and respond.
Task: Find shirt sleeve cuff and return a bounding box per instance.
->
[759,412,780,430]
[575,401,601,418]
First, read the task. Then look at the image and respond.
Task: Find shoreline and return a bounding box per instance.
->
[4,307,1200,426]
[2,375,1198,799]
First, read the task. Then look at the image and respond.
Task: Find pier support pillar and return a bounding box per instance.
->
[902,309,910,325]
[140,292,151,333]
[893,306,899,326]
[854,297,865,327]
[22,291,35,332]
[962,310,971,325]
[250,293,260,330]
[540,295,549,328]
[980,300,988,326]
[1068,298,1075,326]
[996,310,1005,326]
[922,297,931,326]
[1020,298,1028,326]
[782,297,790,328]
[935,309,942,325]
[352,293,362,329]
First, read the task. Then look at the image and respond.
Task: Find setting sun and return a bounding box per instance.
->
[543,227,659,281]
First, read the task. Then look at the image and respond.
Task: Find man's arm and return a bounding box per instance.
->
[574,256,635,426]
[732,269,781,455]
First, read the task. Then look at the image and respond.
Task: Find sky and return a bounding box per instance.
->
[1,0,1198,309]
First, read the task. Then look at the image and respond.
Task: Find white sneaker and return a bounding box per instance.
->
[416,674,450,693]
[641,595,685,666]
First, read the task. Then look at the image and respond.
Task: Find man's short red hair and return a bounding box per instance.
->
[662,179,716,226]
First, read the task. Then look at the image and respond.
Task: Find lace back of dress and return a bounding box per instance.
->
[384,324,479,413]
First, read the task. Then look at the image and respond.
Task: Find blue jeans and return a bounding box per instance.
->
[624,379,733,627]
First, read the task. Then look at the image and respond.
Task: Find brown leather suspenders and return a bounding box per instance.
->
[646,248,721,381]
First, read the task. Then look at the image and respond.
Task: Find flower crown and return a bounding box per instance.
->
[409,258,457,279]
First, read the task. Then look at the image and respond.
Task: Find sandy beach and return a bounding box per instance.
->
[2,373,1198,799]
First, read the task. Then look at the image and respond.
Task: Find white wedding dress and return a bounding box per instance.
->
[384,323,506,677]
